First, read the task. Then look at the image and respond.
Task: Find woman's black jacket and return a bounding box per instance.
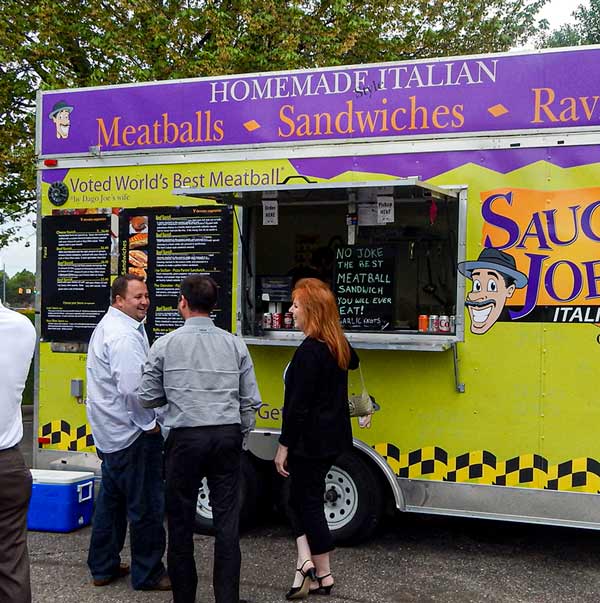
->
[279,337,359,459]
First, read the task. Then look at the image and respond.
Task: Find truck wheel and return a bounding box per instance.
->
[280,451,384,545]
[194,476,215,534]
[194,453,260,534]
[324,452,383,544]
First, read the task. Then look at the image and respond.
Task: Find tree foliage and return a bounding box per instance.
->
[0,269,35,306]
[540,0,600,47]
[0,0,547,245]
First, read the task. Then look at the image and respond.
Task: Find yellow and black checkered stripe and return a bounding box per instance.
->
[546,458,600,493]
[39,421,94,451]
[374,443,600,494]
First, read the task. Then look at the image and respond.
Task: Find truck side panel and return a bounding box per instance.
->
[38,147,600,507]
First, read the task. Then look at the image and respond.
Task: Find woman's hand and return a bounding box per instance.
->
[274,444,290,477]
[358,414,372,429]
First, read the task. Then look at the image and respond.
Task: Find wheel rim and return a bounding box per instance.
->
[196,477,213,520]
[323,466,358,529]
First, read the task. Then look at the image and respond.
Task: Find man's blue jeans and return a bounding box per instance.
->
[87,431,167,589]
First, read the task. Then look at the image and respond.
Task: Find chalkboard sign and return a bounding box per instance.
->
[41,214,111,341]
[334,245,394,330]
[119,206,233,339]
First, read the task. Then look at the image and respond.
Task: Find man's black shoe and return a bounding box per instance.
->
[140,574,172,591]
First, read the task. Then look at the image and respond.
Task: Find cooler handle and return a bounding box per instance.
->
[77,481,93,503]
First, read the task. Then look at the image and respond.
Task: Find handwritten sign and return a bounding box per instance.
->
[334,245,395,330]
[377,195,394,224]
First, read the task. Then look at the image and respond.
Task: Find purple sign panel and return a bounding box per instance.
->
[41,48,600,156]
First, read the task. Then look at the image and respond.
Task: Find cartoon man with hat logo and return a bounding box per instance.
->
[458,248,528,335]
[49,100,73,139]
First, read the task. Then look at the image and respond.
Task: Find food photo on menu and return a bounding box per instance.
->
[129,232,148,249]
[128,249,148,279]
[127,216,149,280]
[129,215,148,233]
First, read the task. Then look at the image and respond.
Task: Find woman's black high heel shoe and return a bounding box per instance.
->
[286,560,317,600]
[309,573,334,596]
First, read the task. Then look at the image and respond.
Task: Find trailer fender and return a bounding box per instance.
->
[352,438,406,512]
[247,429,406,512]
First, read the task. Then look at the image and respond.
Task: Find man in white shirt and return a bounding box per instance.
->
[0,300,36,603]
[85,274,170,591]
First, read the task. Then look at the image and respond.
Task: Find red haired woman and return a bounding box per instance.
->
[274,278,359,600]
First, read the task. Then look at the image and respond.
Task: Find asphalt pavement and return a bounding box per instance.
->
[20,408,600,602]
[28,513,600,603]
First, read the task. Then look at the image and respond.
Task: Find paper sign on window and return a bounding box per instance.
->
[377,196,394,224]
[262,200,278,226]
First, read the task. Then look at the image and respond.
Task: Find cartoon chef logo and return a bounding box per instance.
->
[48,100,73,139]
[458,248,528,335]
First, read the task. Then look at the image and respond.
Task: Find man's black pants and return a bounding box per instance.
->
[165,425,242,603]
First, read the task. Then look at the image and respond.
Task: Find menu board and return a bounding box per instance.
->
[334,245,394,330]
[120,206,233,339]
[41,214,111,341]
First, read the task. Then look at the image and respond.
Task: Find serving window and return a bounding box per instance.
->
[174,179,466,350]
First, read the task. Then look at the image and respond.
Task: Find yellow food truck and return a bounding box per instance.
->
[35,44,600,543]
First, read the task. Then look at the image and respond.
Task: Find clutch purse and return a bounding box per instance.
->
[348,365,373,417]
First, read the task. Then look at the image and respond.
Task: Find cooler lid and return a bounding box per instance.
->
[30,469,95,484]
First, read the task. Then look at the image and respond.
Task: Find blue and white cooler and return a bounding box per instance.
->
[27,469,95,532]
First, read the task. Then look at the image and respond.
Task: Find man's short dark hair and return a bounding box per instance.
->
[180,275,218,313]
[111,274,145,303]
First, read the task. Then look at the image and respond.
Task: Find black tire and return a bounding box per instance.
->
[194,452,260,534]
[280,450,384,545]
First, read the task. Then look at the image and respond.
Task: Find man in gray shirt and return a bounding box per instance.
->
[140,274,261,603]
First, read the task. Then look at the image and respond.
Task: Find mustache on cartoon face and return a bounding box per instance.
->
[465,298,496,308]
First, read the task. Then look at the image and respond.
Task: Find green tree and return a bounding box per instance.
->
[7,269,35,307]
[1,0,547,243]
[540,0,600,47]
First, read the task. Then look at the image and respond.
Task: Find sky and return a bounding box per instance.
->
[533,0,585,38]
[1,218,37,276]
[0,0,589,277]
[517,0,587,49]
[537,0,581,25]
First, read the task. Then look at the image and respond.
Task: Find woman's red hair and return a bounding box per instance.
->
[292,278,351,370]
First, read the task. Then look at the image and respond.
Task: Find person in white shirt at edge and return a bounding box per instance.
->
[139,274,261,603]
[0,300,36,603]
[85,274,170,591]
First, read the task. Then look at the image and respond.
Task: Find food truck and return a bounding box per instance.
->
[35,44,600,543]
